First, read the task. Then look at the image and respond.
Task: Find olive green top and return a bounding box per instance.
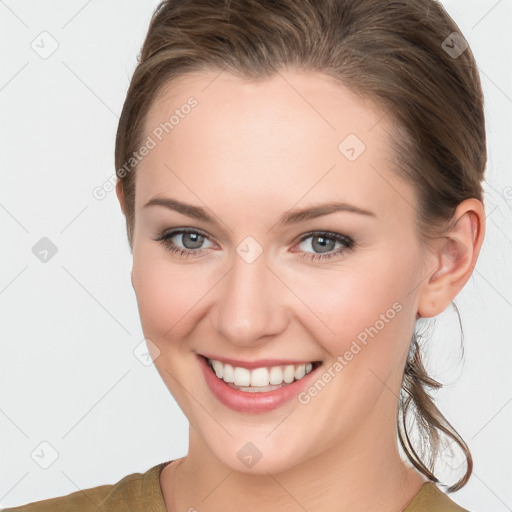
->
[1,460,470,511]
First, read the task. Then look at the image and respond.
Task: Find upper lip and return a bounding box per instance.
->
[199,353,320,369]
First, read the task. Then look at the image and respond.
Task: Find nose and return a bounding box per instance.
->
[212,248,290,349]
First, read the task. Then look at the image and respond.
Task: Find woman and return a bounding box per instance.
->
[3,0,487,510]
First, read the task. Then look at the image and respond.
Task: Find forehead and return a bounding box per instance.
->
[144,69,386,148]
[136,70,415,224]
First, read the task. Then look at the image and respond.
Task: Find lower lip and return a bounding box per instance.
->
[197,354,322,413]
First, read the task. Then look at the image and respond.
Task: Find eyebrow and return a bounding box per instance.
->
[143,196,376,226]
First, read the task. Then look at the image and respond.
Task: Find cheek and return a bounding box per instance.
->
[290,255,417,368]
[289,261,417,430]
[131,248,204,341]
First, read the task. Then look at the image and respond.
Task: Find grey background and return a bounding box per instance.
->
[0,0,511,509]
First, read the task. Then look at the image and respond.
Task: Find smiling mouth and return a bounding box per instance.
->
[203,355,323,392]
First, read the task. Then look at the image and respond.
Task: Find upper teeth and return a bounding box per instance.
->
[208,358,314,387]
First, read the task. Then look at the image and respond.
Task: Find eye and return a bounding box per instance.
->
[154,228,215,259]
[294,231,354,262]
[154,228,354,262]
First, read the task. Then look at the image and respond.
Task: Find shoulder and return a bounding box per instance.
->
[1,461,170,512]
[403,482,471,512]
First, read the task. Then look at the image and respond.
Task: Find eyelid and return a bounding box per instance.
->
[295,230,352,245]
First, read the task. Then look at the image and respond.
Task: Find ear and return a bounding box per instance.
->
[116,180,126,216]
[417,198,485,318]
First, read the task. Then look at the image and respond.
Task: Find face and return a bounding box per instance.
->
[127,70,434,474]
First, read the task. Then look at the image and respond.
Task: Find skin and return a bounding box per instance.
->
[116,70,485,512]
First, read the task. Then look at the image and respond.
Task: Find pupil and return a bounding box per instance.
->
[313,236,333,253]
[184,232,203,249]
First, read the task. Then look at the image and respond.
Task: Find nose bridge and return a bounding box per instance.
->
[214,240,286,347]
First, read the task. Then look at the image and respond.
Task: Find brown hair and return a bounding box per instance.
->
[115,0,486,492]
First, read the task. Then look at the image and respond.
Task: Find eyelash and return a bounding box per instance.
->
[154,228,355,262]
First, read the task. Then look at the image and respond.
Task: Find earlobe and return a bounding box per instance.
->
[417,198,485,318]
[116,180,126,216]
